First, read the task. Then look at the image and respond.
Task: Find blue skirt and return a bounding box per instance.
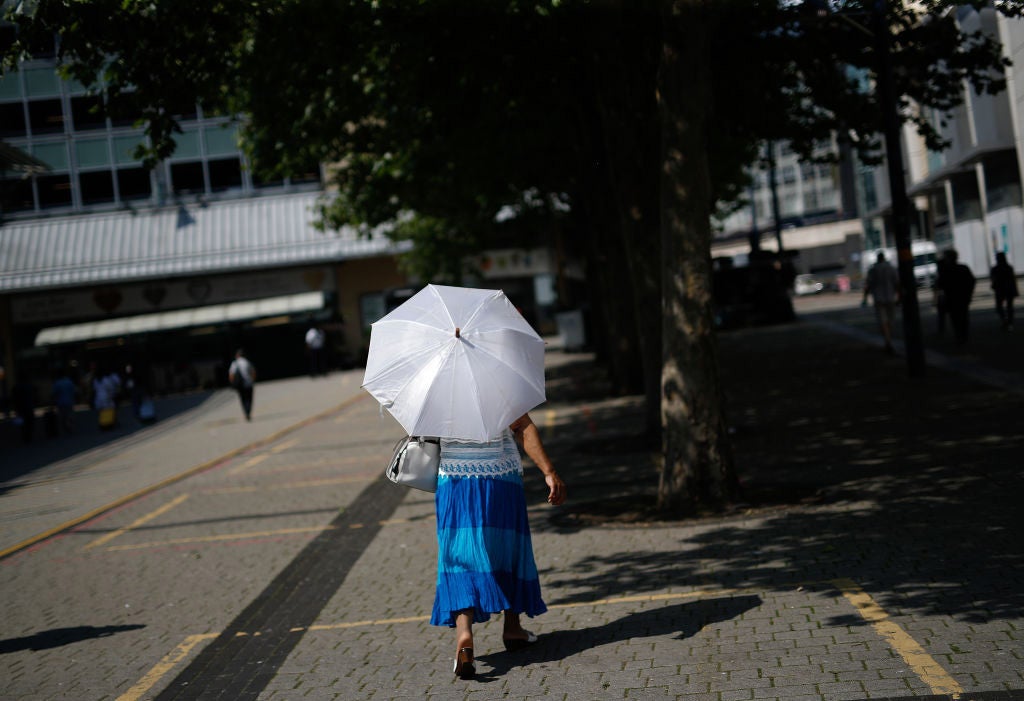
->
[430,471,547,627]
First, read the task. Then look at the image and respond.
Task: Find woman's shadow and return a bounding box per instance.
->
[474,594,761,680]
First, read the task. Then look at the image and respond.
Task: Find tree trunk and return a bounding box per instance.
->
[657,0,739,514]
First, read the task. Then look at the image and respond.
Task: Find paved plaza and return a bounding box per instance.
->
[1,293,1022,700]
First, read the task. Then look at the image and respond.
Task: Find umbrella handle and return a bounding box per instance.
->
[455,327,461,338]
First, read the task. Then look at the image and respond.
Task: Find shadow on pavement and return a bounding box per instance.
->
[0,624,146,654]
[532,321,1023,626]
[0,391,224,488]
[474,595,762,680]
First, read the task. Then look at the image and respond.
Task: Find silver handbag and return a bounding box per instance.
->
[386,436,440,492]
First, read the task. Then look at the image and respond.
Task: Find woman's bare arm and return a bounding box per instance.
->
[510,413,566,506]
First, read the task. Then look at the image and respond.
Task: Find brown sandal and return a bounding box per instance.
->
[453,647,475,679]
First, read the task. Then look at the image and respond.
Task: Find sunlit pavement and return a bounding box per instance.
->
[1,307,1022,700]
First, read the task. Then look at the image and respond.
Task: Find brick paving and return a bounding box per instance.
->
[1,294,1022,700]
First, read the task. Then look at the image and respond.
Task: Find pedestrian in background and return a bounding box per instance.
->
[51,369,77,435]
[305,325,326,377]
[862,251,901,354]
[228,349,257,421]
[93,366,121,430]
[936,249,976,344]
[990,251,1019,331]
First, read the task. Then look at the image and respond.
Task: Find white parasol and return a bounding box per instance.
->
[361,284,546,441]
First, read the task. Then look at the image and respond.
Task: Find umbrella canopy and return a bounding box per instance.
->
[362,284,546,441]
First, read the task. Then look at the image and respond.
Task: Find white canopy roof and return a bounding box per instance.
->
[0,191,409,294]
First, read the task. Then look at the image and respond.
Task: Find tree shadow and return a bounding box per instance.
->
[0,624,146,654]
[526,321,1023,626]
[473,595,761,681]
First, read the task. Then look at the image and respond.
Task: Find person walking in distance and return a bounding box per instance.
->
[862,251,901,354]
[936,249,976,344]
[304,325,326,377]
[990,251,1019,331]
[228,349,257,421]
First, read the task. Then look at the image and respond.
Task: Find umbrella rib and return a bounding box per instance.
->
[360,339,450,398]
[460,289,503,331]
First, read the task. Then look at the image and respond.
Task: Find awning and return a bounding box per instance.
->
[35,291,324,346]
[1,191,411,294]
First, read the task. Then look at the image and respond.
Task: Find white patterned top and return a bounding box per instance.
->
[439,430,523,478]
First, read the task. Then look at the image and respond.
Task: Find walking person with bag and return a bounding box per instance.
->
[361,284,567,680]
[228,349,256,421]
[433,413,566,679]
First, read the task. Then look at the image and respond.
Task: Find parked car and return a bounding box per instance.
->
[794,274,825,296]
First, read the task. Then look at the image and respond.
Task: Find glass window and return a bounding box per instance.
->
[0,69,22,99]
[28,99,65,134]
[113,134,146,164]
[208,157,242,192]
[204,124,238,155]
[36,174,73,208]
[117,167,152,200]
[170,161,205,194]
[75,138,110,168]
[32,142,69,170]
[65,77,92,96]
[109,101,145,129]
[24,67,61,97]
[171,130,201,159]
[0,103,26,138]
[71,95,106,131]
[0,178,34,212]
[79,170,115,204]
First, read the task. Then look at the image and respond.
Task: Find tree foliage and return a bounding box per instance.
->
[4,0,1022,514]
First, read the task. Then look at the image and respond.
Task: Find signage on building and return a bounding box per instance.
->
[11,267,335,325]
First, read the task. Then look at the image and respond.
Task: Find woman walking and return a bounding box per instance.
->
[432,413,567,679]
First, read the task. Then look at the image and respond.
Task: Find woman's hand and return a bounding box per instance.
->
[544,472,566,506]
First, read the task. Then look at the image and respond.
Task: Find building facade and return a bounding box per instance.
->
[862,6,1024,279]
[0,51,412,400]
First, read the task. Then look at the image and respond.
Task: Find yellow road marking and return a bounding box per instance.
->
[544,408,557,440]
[116,633,217,701]
[0,393,370,562]
[229,453,269,475]
[104,525,334,551]
[270,438,299,454]
[202,474,376,494]
[832,578,963,698]
[84,494,190,551]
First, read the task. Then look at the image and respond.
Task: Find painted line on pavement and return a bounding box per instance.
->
[104,525,334,552]
[99,516,421,553]
[124,582,963,699]
[544,408,557,441]
[124,588,746,697]
[228,453,269,475]
[832,577,963,698]
[117,633,218,701]
[200,473,376,494]
[0,393,369,562]
[83,494,190,551]
[270,438,299,454]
